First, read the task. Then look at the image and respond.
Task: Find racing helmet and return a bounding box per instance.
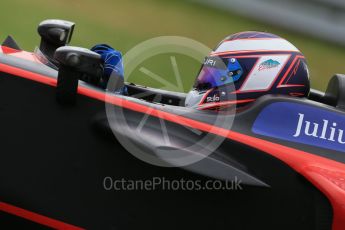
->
[185,31,310,110]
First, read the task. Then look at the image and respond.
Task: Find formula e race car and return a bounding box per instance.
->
[0,20,344,230]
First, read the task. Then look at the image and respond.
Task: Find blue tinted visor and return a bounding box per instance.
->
[194,57,243,91]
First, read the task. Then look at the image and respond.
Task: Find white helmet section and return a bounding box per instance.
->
[212,38,300,55]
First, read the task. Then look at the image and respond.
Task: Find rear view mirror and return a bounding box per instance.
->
[54,46,103,105]
[38,19,75,62]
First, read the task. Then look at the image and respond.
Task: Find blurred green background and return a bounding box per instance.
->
[1,0,344,91]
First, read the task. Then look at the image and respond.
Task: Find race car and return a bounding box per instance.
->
[0,19,344,230]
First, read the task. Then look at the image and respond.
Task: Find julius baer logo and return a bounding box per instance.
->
[293,113,345,145]
[252,102,345,153]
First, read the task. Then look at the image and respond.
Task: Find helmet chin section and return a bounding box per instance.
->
[185,89,204,108]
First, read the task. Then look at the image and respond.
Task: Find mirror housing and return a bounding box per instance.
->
[54,46,103,104]
[38,19,75,62]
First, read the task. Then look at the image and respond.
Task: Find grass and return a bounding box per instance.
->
[0,0,344,91]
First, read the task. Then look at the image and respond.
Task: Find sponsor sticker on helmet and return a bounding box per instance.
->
[258,59,280,71]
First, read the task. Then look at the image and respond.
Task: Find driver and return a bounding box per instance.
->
[93,31,310,111]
